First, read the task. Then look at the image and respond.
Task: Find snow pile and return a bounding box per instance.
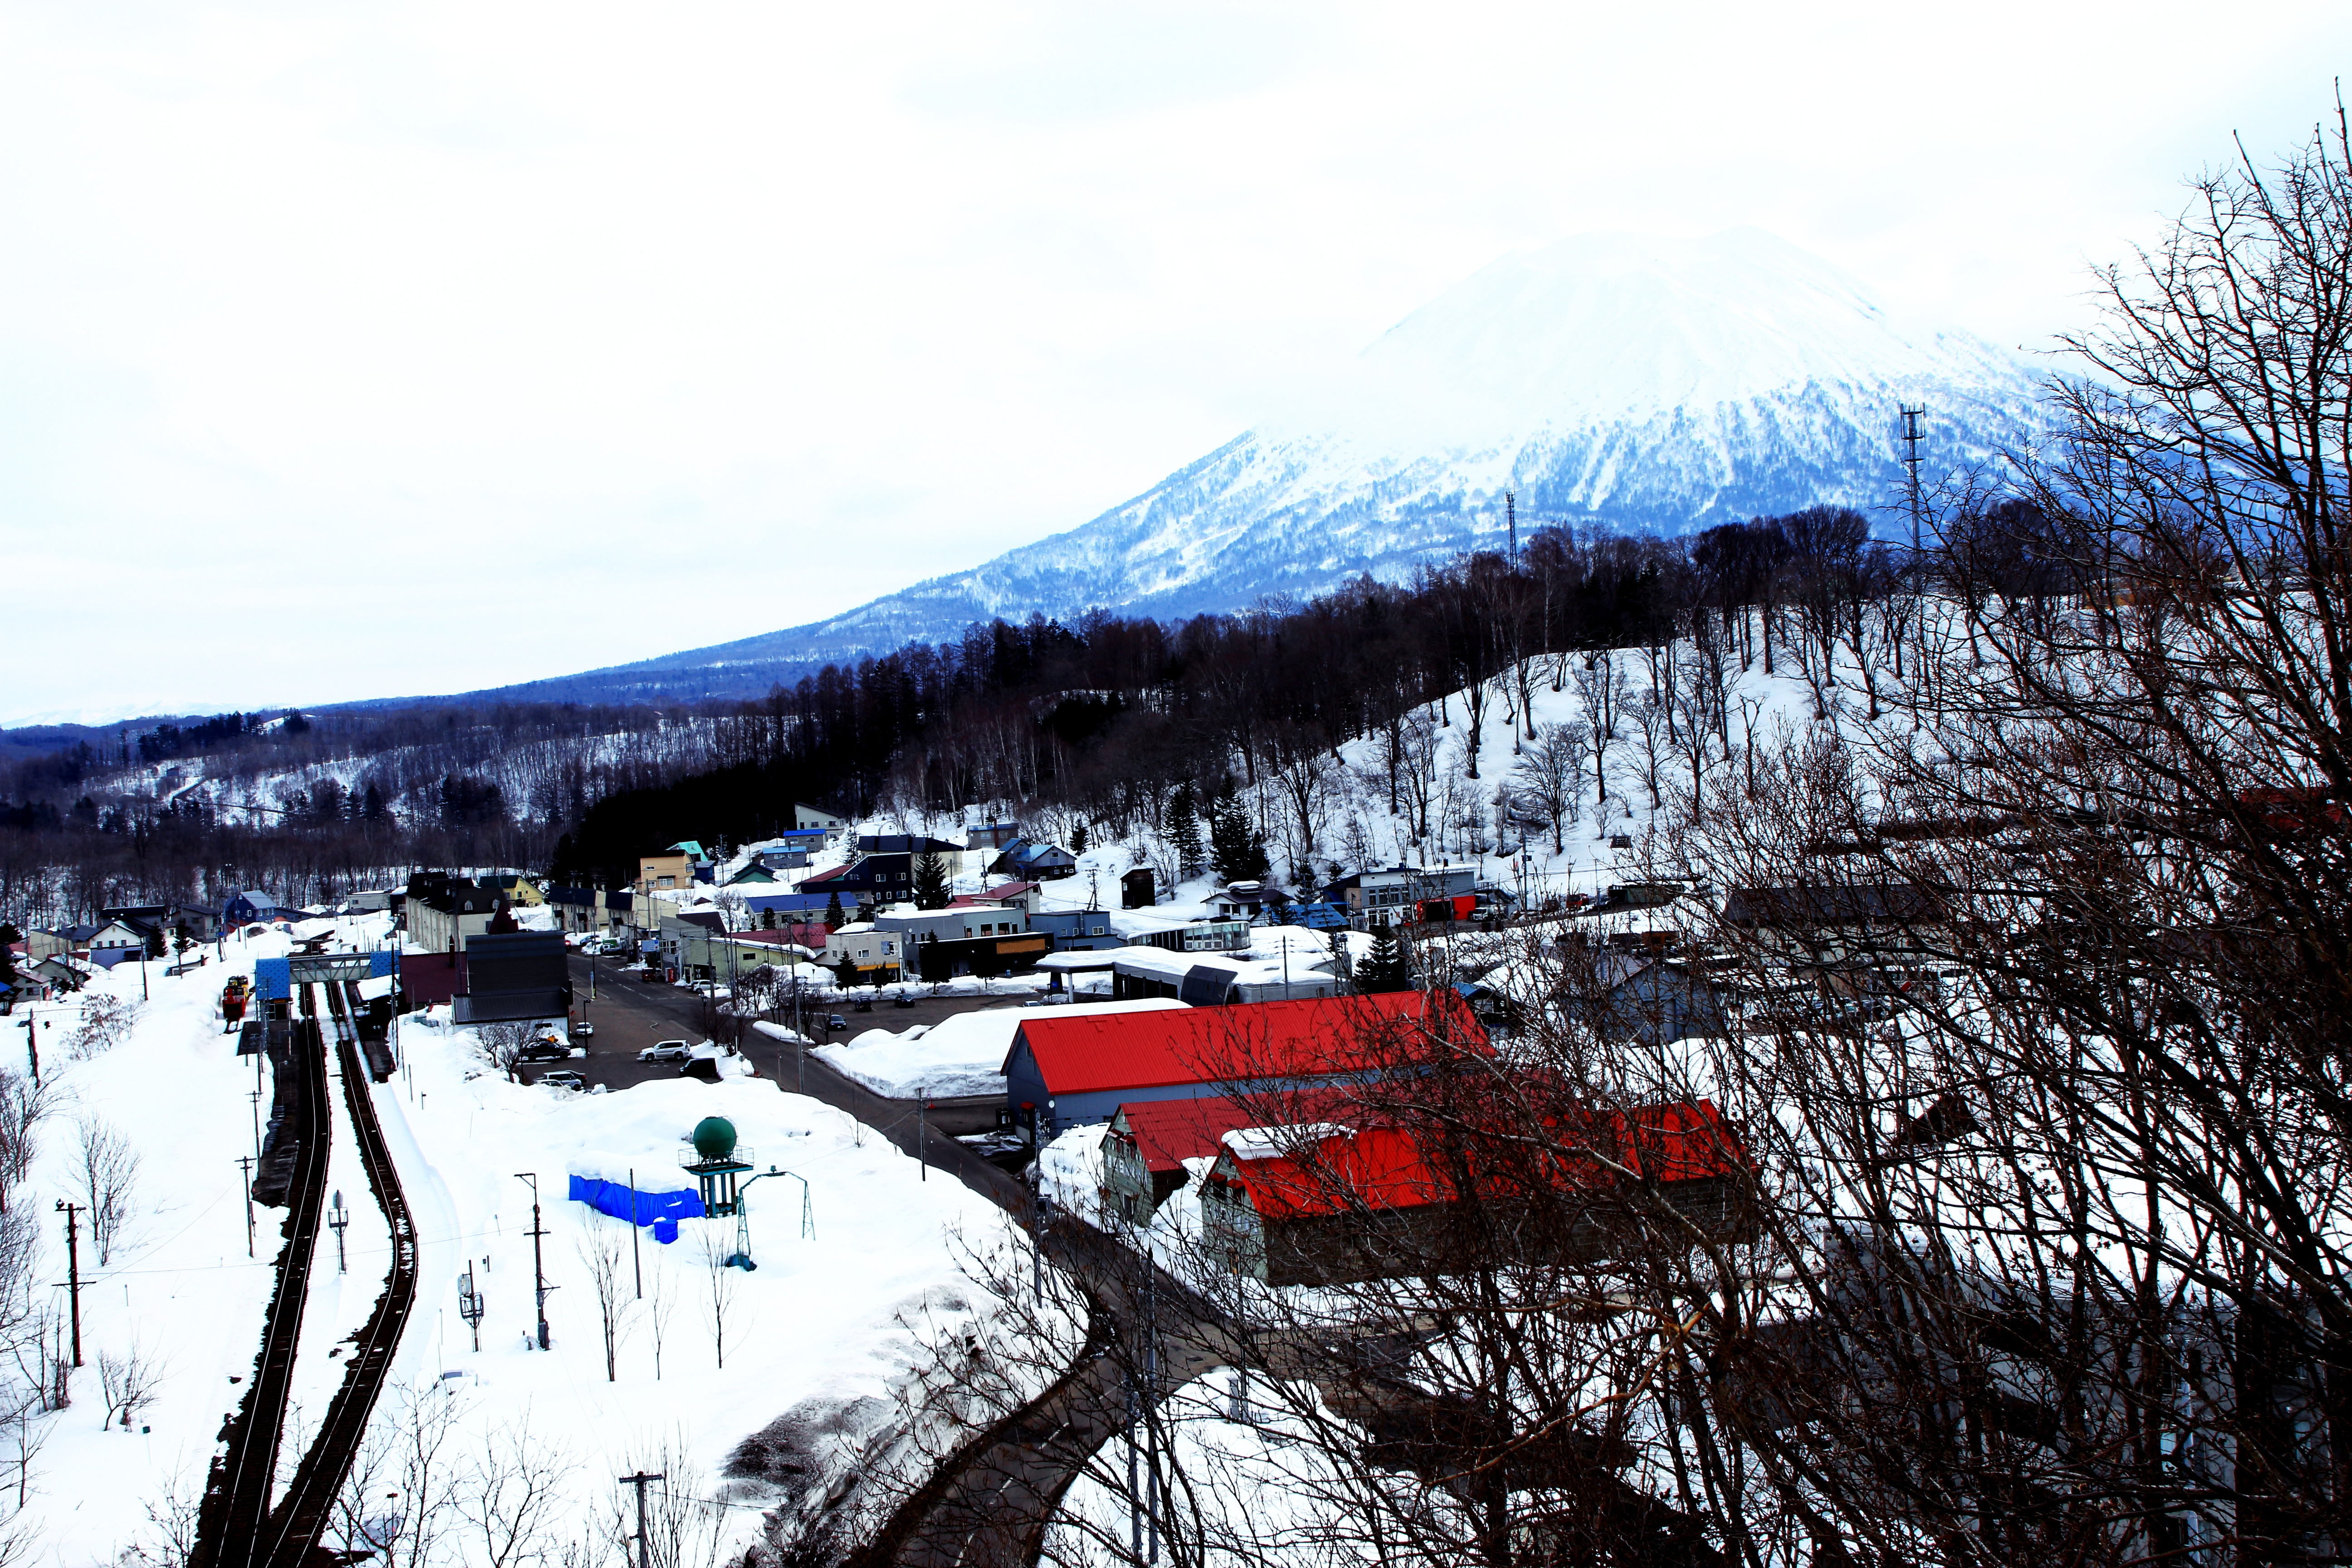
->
[814,997,1188,1101]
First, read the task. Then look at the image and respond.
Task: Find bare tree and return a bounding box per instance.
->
[579,1221,630,1382]
[455,1414,572,1568]
[1573,649,1628,802]
[699,1228,738,1372]
[475,1022,532,1080]
[644,1257,673,1382]
[0,1072,47,1200]
[75,1118,137,1265]
[332,1382,461,1568]
[65,995,136,1061]
[96,1340,161,1430]
[1510,723,1588,854]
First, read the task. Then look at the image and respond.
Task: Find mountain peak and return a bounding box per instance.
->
[1274,227,2018,445]
[549,230,2050,702]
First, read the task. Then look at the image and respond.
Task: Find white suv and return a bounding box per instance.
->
[638,1040,692,1063]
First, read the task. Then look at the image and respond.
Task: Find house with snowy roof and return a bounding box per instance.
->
[989,836,1078,881]
[223,890,280,926]
[1000,990,1486,1131]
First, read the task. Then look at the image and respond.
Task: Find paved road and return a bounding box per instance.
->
[558,954,1028,1207]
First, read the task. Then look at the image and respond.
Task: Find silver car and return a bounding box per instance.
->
[637,1039,692,1063]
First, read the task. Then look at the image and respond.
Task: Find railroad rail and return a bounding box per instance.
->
[190,987,332,1568]
[247,981,421,1565]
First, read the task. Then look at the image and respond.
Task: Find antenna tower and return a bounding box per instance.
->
[1506,490,1517,558]
[1897,405,1927,561]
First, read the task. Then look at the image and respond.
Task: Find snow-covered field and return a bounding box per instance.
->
[4,931,1021,1561]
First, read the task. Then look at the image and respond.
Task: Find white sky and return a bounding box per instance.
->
[5,1,2346,725]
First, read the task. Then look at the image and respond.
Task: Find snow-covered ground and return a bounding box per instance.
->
[4,925,1024,1561]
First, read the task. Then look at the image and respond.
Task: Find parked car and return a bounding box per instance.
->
[517,1040,571,1063]
[638,1039,692,1063]
[678,1057,722,1083]
[538,1069,588,1092]
[567,1019,595,1039]
[891,992,915,1009]
[824,1014,849,1033]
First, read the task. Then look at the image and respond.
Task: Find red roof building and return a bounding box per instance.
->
[1197,1098,1749,1286]
[1004,990,1487,1129]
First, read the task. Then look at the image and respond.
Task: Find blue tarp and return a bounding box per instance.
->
[568,1175,702,1243]
[254,957,290,1000]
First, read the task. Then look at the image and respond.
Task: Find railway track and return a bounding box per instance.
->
[191,987,332,1568]
[248,981,421,1565]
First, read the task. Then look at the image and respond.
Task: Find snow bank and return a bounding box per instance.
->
[813,997,1188,1101]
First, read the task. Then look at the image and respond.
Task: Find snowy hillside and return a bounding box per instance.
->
[622,228,2048,682]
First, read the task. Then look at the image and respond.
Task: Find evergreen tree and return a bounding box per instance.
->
[1071,820,1089,855]
[759,906,778,930]
[1209,781,1271,885]
[912,851,952,910]
[1358,923,1413,993]
[1165,782,1203,877]
[361,781,385,821]
[823,890,846,930]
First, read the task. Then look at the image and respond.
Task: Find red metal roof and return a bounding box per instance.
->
[1009,990,1487,1097]
[1115,1097,1253,1174]
[1219,1098,1746,1221]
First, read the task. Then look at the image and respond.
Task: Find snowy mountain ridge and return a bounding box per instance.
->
[493,229,2058,698]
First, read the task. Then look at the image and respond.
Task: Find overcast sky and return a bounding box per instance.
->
[5,1,2346,725]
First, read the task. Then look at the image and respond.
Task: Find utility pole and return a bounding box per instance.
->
[618,1470,665,1568]
[237,1156,255,1257]
[1506,488,1517,559]
[515,1173,550,1349]
[917,1091,926,1182]
[54,1201,83,1367]
[329,1190,349,1273]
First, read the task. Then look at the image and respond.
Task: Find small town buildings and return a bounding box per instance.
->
[1101,1096,1258,1223]
[404,873,503,953]
[965,821,1022,851]
[1133,919,1249,954]
[1210,881,1282,921]
[637,848,707,897]
[1028,908,1120,951]
[823,923,906,982]
[450,930,571,1024]
[84,917,157,969]
[793,803,849,834]
[1722,885,1950,992]
[1108,945,1340,1006]
[1197,1098,1749,1286]
[223,890,281,927]
[1002,989,1486,1131]
[962,880,1042,915]
[1333,864,1479,927]
[875,905,1027,945]
[1121,867,1157,909]
[29,955,90,993]
[857,833,965,872]
[990,836,1079,881]
[480,873,543,906]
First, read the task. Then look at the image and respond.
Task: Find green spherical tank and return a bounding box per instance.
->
[691,1116,738,1160]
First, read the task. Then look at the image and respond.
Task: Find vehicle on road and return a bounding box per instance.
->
[639,966,665,983]
[824,1014,849,1033]
[567,1018,595,1039]
[517,1040,571,1063]
[538,1069,588,1092]
[638,1039,692,1063]
[892,992,915,1009]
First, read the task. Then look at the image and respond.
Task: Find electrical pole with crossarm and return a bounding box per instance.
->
[617,1469,664,1568]
[54,1200,84,1367]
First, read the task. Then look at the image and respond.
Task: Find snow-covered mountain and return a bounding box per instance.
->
[583,228,2053,693]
